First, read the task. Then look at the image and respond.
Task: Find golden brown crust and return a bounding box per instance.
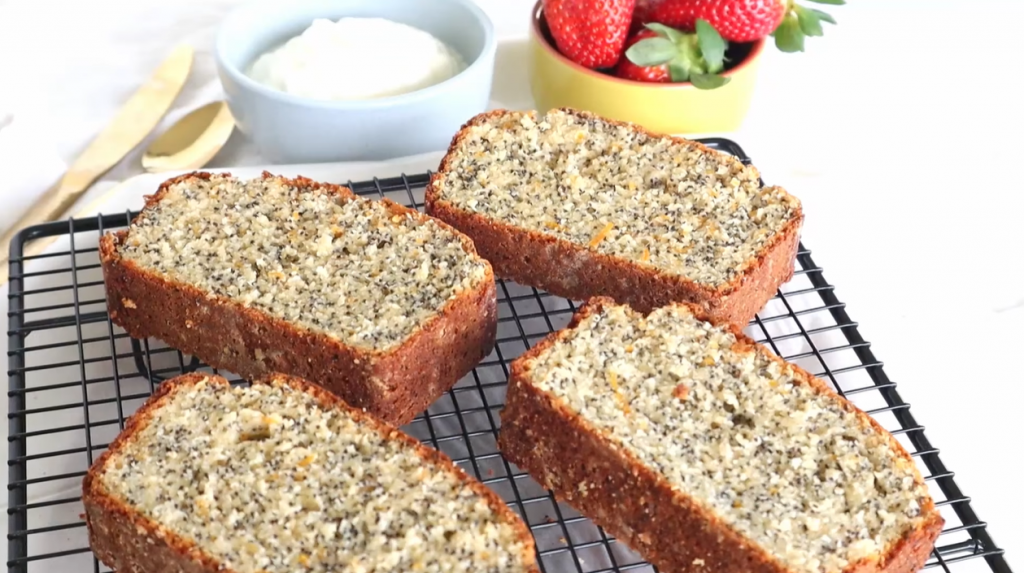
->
[425,109,804,327]
[84,373,539,573]
[498,297,942,573]
[100,171,497,426]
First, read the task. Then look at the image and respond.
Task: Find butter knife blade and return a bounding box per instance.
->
[1,43,193,258]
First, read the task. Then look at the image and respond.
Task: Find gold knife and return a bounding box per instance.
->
[1,43,193,271]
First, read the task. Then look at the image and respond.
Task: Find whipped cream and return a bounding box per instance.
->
[247,17,466,101]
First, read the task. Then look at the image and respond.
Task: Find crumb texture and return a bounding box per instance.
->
[434,109,799,286]
[97,378,533,573]
[118,174,488,351]
[522,303,931,573]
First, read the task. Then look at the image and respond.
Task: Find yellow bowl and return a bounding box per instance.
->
[528,0,764,134]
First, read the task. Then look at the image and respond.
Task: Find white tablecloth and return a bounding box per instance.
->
[0,0,1021,567]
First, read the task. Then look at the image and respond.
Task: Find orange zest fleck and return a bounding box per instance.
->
[298,454,315,467]
[673,383,689,401]
[641,248,650,262]
[702,356,715,366]
[589,222,615,248]
[544,221,563,231]
[607,370,631,415]
[298,554,311,567]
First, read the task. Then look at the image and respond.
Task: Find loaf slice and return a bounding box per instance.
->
[426,108,803,327]
[499,298,942,573]
[84,373,539,573]
[100,172,497,425]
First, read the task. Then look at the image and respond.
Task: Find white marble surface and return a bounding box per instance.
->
[0,0,1020,568]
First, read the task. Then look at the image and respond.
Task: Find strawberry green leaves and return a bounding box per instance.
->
[625,36,680,65]
[644,22,687,43]
[623,20,731,90]
[691,73,730,89]
[771,1,841,53]
[772,15,804,53]
[793,5,823,37]
[810,8,837,24]
[695,19,726,73]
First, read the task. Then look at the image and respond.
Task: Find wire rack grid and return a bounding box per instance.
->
[6,139,1010,573]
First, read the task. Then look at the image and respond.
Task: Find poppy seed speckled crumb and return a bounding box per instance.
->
[431,109,796,286]
[426,108,804,327]
[118,172,487,350]
[500,298,943,573]
[84,374,539,573]
[100,172,498,425]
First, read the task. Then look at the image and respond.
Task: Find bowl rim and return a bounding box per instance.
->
[215,0,496,109]
[530,0,764,90]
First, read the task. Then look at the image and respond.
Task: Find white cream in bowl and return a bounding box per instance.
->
[247,17,466,101]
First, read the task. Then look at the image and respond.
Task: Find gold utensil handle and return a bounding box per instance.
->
[0,43,193,282]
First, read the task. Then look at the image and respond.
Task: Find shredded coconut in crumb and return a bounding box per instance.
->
[118,174,489,351]
[433,109,799,286]
[98,378,533,573]
[524,303,931,573]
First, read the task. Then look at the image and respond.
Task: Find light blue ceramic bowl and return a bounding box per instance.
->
[215,0,496,163]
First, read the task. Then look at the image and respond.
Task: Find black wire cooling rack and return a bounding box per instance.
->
[6,139,1010,573]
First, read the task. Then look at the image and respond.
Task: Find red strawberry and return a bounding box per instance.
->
[543,0,636,69]
[639,0,786,43]
[613,30,670,82]
[634,0,697,30]
[631,0,658,31]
